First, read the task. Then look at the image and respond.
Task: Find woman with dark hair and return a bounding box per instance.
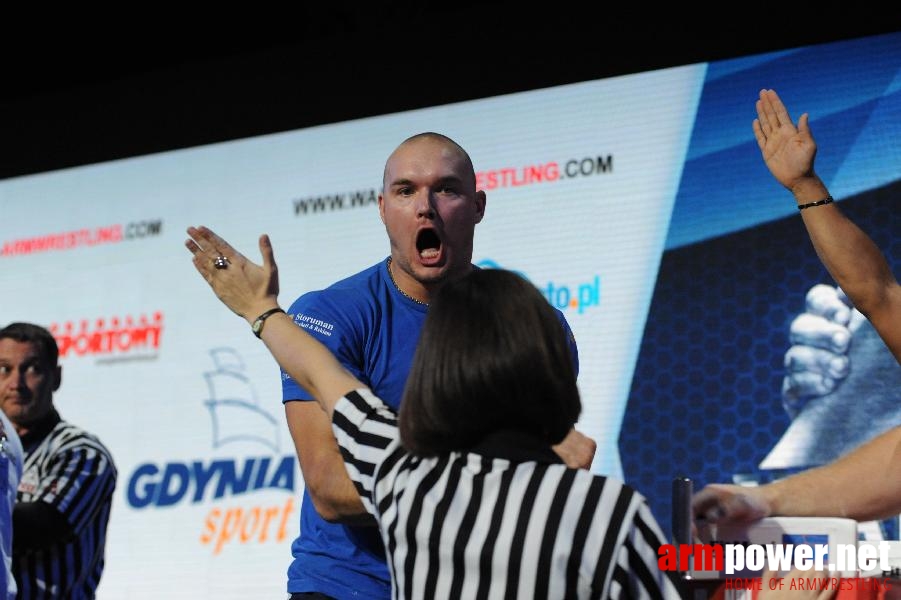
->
[185,225,682,600]
[398,265,581,457]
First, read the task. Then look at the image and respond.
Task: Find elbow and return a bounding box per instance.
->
[309,490,371,524]
[303,471,343,522]
[309,492,372,525]
[303,469,368,524]
[307,491,344,523]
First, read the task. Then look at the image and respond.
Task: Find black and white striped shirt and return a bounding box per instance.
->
[332,389,683,600]
[16,411,116,599]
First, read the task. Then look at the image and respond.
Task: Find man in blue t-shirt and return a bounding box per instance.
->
[281,132,592,599]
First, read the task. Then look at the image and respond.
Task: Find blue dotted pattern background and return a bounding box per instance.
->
[619,32,901,540]
[620,183,900,540]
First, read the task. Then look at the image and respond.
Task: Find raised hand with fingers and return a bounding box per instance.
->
[184,225,280,323]
[753,88,818,193]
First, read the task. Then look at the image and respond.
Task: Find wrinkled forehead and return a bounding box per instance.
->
[383,137,475,188]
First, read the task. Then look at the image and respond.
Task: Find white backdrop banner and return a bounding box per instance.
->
[1,65,705,597]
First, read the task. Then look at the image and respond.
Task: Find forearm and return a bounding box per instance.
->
[251,307,360,417]
[285,401,373,524]
[765,426,901,521]
[791,177,895,317]
[308,459,376,525]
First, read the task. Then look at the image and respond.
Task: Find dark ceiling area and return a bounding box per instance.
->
[2,5,897,179]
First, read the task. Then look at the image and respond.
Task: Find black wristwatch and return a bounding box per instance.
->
[251,307,285,338]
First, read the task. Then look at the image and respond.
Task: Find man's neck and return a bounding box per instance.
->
[387,257,474,305]
[386,257,428,305]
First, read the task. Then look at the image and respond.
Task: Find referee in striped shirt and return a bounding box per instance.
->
[189,230,685,600]
[0,322,117,599]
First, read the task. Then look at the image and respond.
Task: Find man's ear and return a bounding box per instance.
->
[474,190,486,224]
[52,365,62,392]
[378,194,386,224]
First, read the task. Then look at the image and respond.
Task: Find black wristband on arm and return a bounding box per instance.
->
[798,196,834,210]
[252,307,285,338]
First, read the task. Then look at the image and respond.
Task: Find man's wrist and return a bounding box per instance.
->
[251,306,285,338]
[244,301,280,325]
[790,176,829,205]
[760,480,786,516]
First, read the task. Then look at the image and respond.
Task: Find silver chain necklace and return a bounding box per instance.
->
[386,257,429,306]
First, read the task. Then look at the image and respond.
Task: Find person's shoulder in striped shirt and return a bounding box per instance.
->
[327,270,683,599]
[0,322,117,599]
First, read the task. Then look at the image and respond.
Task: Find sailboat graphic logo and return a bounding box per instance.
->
[203,348,280,452]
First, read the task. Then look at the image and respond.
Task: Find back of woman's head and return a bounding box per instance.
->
[398,268,581,456]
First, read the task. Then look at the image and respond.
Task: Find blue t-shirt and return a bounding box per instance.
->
[281,258,579,598]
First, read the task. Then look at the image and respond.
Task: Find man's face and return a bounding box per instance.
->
[379,136,486,292]
[0,338,59,431]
